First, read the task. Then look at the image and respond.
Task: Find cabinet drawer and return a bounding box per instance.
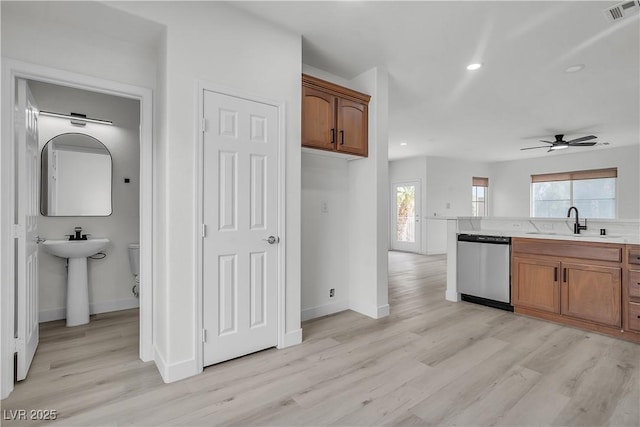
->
[629,250,640,265]
[628,302,640,332]
[630,270,640,298]
[513,239,622,263]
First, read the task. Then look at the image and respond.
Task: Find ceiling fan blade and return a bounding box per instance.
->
[539,140,555,144]
[566,135,597,143]
[520,146,548,150]
[568,141,597,146]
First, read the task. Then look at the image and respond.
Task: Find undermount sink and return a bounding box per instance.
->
[525,231,584,237]
[41,238,109,327]
[42,238,109,258]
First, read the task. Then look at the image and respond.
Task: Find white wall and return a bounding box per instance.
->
[1,1,160,91]
[108,1,303,381]
[348,67,390,318]
[388,157,428,254]
[301,153,349,320]
[31,82,141,323]
[490,145,640,219]
[3,0,302,384]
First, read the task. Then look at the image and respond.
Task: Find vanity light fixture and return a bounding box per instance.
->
[466,63,483,71]
[39,110,113,126]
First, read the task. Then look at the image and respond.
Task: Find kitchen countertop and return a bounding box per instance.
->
[455,217,640,245]
[457,229,639,244]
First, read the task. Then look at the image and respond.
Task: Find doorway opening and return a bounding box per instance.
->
[391,181,422,253]
[1,60,154,399]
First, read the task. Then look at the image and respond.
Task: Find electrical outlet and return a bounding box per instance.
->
[321,201,329,213]
[329,288,335,298]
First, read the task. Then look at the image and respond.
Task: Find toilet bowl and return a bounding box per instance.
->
[128,243,140,297]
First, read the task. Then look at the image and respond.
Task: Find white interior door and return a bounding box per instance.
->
[16,79,39,381]
[202,90,279,366]
[391,181,422,253]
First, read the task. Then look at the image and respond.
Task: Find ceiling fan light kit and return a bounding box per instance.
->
[521,134,600,153]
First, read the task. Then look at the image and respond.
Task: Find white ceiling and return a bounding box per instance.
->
[231,1,640,162]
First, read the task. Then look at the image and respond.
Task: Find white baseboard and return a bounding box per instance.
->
[445,290,460,302]
[39,297,140,323]
[350,301,390,319]
[279,328,302,348]
[154,347,200,384]
[301,300,349,321]
[427,250,446,255]
[377,304,390,318]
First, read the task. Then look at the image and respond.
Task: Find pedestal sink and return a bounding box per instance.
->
[41,238,109,326]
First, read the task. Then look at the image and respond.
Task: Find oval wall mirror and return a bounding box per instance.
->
[40,133,113,216]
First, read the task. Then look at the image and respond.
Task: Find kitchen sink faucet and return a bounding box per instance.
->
[567,206,587,234]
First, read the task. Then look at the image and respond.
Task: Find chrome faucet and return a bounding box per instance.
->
[567,206,587,234]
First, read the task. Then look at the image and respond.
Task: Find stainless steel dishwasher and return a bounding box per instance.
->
[457,234,512,311]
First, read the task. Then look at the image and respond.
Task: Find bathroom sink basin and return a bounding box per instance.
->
[42,238,109,259]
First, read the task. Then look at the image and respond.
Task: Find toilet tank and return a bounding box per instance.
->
[128,243,140,276]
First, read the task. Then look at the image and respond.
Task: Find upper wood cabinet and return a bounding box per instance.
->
[302,74,370,157]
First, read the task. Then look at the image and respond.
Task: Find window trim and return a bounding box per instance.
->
[472,176,489,217]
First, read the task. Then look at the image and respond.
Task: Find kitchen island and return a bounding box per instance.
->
[447,217,640,343]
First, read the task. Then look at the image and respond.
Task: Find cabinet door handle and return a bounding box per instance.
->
[554,267,558,282]
[340,130,344,145]
[563,268,567,283]
[330,128,335,144]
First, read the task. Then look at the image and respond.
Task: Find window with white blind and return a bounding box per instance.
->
[531,168,617,218]
[472,177,488,217]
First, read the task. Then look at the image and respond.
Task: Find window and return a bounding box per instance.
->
[531,168,617,218]
[472,177,488,217]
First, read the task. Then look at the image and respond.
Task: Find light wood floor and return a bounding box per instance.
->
[3,252,639,426]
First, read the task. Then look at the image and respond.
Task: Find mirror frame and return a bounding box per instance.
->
[40,132,114,217]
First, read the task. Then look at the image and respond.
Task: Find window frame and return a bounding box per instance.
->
[472,176,489,217]
[530,168,618,219]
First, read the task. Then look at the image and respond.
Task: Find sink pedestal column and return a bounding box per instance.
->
[66,257,90,326]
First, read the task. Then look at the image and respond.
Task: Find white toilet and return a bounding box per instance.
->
[128,243,140,297]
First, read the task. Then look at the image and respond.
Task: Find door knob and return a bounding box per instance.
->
[263,236,280,244]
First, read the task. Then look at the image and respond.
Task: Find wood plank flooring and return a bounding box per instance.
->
[2,251,638,426]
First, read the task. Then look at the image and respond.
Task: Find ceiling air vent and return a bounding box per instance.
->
[604,0,640,22]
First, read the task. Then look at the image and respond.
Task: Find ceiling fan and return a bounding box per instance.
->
[521,134,599,152]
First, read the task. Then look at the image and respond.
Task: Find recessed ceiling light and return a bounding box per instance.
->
[466,63,483,71]
[565,64,585,73]
[400,142,408,146]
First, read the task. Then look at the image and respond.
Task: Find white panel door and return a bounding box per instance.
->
[391,181,422,253]
[202,90,279,366]
[16,79,40,381]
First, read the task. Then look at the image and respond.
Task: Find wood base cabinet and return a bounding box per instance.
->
[561,263,621,327]
[512,238,638,343]
[512,257,560,314]
[302,74,370,157]
[623,245,640,336]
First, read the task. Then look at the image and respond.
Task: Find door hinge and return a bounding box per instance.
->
[202,224,207,238]
[201,117,207,133]
[12,224,24,238]
[202,329,207,343]
[14,338,23,353]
